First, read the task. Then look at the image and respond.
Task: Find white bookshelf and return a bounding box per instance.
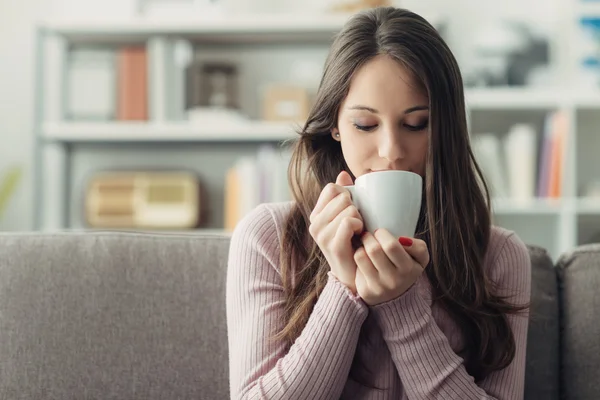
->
[575,1,600,15]
[491,198,564,215]
[43,121,299,142]
[41,14,353,39]
[40,13,446,42]
[105,228,231,236]
[465,88,567,110]
[576,198,600,214]
[34,8,600,261]
[60,227,231,236]
[574,91,600,108]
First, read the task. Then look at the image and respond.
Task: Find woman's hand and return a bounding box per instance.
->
[309,171,364,294]
[354,229,430,306]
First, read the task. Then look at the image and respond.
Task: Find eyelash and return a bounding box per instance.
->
[353,122,429,132]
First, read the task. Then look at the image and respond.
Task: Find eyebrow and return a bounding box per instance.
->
[347,105,429,114]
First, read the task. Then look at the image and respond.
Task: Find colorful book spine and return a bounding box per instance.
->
[117,46,148,121]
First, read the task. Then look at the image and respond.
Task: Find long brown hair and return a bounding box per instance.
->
[278,7,527,383]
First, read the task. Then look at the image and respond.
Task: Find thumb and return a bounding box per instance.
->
[335,170,354,187]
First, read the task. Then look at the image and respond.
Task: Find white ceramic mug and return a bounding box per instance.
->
[345,170,423,238]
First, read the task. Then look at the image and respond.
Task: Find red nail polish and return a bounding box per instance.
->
[360,231,368,237]
[399,237,413,247]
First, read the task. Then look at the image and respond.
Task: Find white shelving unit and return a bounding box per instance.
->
[41,87,587,143]
[43,121,299,142]
[492,198,564,215]
[35,13,362,234]
[465,88,569,110]
[41,14,358,41]
[34,8,600,259]
[576,1,600,14]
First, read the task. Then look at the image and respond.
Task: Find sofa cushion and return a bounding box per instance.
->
[0,231,231,400]
[524,245,560,400]
[557,243,600,400]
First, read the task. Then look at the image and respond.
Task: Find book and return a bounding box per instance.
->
[504,124,537,201]
[537,112,554,197]
[67,47,115,120]
[548,111,568,198]
[472,133,509,199]
[224,167,240,232]
[117,46,148,121]
[224,147,293,231]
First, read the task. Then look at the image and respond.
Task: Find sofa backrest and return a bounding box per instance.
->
[0,232,231,400]
[524,246,560,400]
[0,232,588,399]
[556,244,600,400]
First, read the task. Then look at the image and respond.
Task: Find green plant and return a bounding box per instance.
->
[0,166,23,219]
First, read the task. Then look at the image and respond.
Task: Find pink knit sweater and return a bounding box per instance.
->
[226,202,531,399]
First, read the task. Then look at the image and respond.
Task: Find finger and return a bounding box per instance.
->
[399,237,430,269]
[361,231,396,275]
[331,212,364,241]
[317,191,356,225]
[326,216,363,260]
[372,229,413,269]
[311,171,354,220]
[353,243,379,282]
[335,170,354,187]
[311,183,343,218]
[311,203,362,250]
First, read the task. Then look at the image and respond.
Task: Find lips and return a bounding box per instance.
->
[370,168,412,173]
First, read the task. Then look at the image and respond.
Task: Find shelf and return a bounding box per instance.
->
[42,121,299,143]
[463,88,600,110]
[117,228,232,236]
[60,228,232,236]
[465,88,564,110]
[41,14,351,35]
[39,12,443,43]
[38,14,342,43]
[576,1,600,16]
[491,198,563,215]
[576,198,600,214]
[574,91,600,108]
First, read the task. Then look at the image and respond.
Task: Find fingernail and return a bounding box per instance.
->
[398,237,413,247]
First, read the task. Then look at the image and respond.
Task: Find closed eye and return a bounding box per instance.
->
[404,121,428,131]
[354,121,429,132]
[353,123,377,132]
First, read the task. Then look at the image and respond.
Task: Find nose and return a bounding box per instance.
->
[377,126,405,164]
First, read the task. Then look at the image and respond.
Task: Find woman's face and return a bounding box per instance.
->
[333,54,429,179]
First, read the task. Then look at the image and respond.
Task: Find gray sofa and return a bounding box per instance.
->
[0,231,598,399]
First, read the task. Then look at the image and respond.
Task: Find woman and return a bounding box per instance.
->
[226,7,531,400]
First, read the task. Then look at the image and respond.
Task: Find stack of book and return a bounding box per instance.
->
[471,110,568,202]
[224,146,293,231]
[66,40,192,122]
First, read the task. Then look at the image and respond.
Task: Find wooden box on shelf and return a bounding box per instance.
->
[85,171,206,229]
[262,85,311,123]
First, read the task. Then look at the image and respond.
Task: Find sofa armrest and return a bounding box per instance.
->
[557,243,600,400]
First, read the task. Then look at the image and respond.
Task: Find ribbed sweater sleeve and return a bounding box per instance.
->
[369,231,531,400]
[226,204,369,400]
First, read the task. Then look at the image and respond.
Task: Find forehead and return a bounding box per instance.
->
[343,54,428,109]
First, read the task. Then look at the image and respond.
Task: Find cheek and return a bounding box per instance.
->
[340,136,367,161]
[344,132,375,153]
[417,137,428,161]
[339,131,375,171]
[409,135,428,172]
